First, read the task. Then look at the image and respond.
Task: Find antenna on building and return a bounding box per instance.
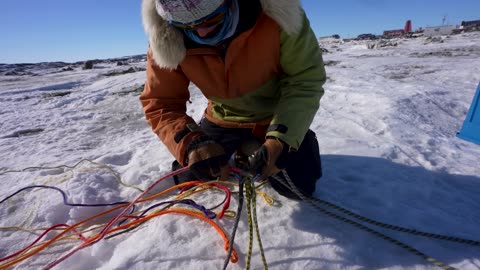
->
[442,15,447,26]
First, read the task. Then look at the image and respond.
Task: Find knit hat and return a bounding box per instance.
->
[155,0,225,24]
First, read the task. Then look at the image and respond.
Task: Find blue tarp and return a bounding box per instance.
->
[457,82,480,145]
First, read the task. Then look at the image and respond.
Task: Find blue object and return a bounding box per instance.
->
[183,0,240,46]
[457,82,480,145]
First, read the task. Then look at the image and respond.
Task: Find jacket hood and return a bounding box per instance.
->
[142,0,303,69]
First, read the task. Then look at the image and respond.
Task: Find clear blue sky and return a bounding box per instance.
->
[1,0,479,63]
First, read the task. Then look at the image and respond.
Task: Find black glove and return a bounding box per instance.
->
[248,137,289,179]
[186,135,228,180]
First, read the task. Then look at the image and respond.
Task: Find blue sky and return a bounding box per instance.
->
[1,0,479,63]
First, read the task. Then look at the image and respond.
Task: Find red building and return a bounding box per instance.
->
[383,20,412,37]
[383,29,404,37]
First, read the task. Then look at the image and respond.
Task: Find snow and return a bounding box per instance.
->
[1,32,480,270]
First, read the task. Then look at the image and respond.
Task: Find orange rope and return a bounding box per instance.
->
[4,182,235,264]
[0,181,198,269]
[106,208,238,263]
[0,181,235,268]
[1,208,238,269]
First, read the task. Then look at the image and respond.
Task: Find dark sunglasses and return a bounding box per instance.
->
[168,1,230,30]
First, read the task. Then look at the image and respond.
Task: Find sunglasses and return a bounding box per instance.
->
[168,1,230,30]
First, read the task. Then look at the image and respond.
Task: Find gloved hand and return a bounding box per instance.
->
[186,135,228,180]
[248,137,289,180]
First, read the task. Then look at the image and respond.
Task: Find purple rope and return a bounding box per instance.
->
[0,185,134,210]
[138,199,216,220]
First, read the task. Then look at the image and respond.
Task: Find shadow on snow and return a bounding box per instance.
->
[284,155,480,269]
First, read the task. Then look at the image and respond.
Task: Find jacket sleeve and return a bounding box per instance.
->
[140,49,203,166]
[266,11,326,149]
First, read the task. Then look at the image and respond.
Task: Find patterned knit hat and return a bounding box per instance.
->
[155,0,225,24]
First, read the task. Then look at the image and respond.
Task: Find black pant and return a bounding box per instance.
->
[173,118,322,200]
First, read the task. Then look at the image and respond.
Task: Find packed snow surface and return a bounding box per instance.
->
[1,33,480,269]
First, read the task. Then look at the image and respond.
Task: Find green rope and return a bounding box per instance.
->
[0,159,144,192]
[307,195,480,246]
[247,176,268,270]
[270,170,479,246]
[275,171,459,270]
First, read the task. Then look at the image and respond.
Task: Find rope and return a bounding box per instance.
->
[0,224,86,264]
[0,185,131,208]
[142,208,237,262]
[0,180,220,267]
[105,183,232,240]
[0,203,127,269]
[0,178,219,269]
[0,165,272,269]
[206,179,275,206]
[0,158,144,192]
[245,177,254,270]
[245,175,268,270]
[301,194,480,246]
[222,175,245,270]
[4,160,475,270]
[178,181,232,219]
[136,199,216,220]
[270,171,480,246]
[100,208,239,264]
[275,171,459,270]
[43,167,190,269]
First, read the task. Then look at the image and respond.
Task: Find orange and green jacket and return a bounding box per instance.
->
[140,0,326,166]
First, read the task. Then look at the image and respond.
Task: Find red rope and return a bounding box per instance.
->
[43,167,190,270]
[0,224,86,263]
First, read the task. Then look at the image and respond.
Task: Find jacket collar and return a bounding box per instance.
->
[142,0,303,70]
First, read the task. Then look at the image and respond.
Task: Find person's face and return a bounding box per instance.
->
[169,0,229,37]
[196,23,222,37]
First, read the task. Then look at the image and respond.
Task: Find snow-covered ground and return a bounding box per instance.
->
[1,32,479,270]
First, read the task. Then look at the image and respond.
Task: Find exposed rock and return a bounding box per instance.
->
[367,40,398,49]
[103,67,146,77]
[424,36,445,45]
[83,60,94,70]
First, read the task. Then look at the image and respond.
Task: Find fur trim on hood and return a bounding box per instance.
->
[142,0,303,69]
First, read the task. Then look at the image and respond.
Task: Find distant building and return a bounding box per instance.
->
[383,29,404,37]
[461,20,480,31]
[318,34,341,41]
[424,25,456,36]
[383,20,412,38]
[404,20,413,33]
[356,33,377,40]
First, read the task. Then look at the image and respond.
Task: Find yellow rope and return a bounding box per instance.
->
[244,176,268,270]
[0,168,276,269]
[0,159,144,192]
